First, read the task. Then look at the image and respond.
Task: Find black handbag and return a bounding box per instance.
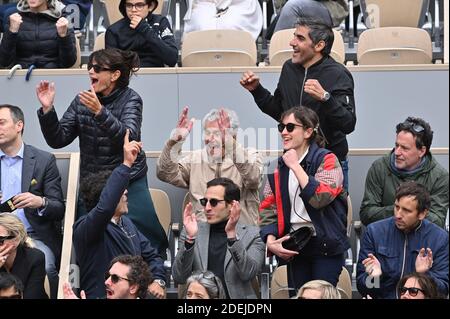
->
[282,225,314,252]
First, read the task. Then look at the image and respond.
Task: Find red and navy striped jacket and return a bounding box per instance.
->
[259,142,350,256]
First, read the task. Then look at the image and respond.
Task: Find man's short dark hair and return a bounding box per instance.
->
[79,170,112,212]
[109,255,153,299]
[295,17,334,56]
[206,177,241,203]
[0,272,24,297]
[395,181,431,213]
[396,117,433,155]
[0,104,25,135]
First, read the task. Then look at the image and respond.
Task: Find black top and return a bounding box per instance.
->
[0,245,48,299]
[208,220,229,298]
[106,13,178,67]
[0,11,76,68]
[251,56,356,161]
[38,87,147,182]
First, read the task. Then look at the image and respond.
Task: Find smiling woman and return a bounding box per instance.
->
[0,0,77,69]
[35,48,169,262]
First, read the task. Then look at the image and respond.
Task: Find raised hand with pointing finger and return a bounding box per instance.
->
[123,129,143,168]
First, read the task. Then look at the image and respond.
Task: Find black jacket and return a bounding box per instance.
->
[106,14,178,67]
[251,56,356,161]
[37,87,147,181]
[0,245,48,299]
[73,165,166,299]
[0,11,76,68]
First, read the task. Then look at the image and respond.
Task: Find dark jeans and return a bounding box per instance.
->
[287,252,345,297]
[340,158,349,193]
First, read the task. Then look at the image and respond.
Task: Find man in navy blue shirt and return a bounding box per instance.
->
[73,130,167,299]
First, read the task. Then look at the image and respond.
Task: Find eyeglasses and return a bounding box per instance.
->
[87,63,112,73]
[0,294,22,299]
[105,272,130,284]
[0,235,15,245]
[401,121,425,134]
[199,198,225,207]
[400,286,425,297]
[277,123,303,133]
[125,2,147,10]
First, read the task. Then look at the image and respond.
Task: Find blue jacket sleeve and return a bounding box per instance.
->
[75,165,131,244]
[139,231,167,282]
[356,226,384,298]
[427,232,449,296]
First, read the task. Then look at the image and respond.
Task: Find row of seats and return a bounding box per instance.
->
[89,26,433,68]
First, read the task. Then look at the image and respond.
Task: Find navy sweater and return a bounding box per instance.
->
[73,164,166,299]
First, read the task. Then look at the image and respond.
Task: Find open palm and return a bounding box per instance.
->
[36,81,55,113]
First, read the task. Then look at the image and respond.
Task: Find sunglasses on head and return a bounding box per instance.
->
[105,272,130,284]
[0,235,15,245]
[87,63,112,73]
[402,121,425,134]
[199,198,225,207]
[278,123,303,133]
[400,286,424,297]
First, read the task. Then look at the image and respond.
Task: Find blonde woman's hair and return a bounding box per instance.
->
[0,214,34,247]
[297,280,341,299]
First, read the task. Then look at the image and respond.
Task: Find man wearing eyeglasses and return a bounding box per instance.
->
[172,177,265,299]
[357,181,448,299]
[105,0,178,67]
[63,255,153,299]
[72,130,167,299]
[156,107,263,226]
[0,104,65,299]
[360,117,449,228]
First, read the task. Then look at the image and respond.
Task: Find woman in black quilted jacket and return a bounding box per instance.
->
[0,0,77,68]
[35,48,168,258]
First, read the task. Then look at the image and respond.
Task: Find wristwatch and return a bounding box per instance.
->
[153,279,166,288]
[322,91,331,101]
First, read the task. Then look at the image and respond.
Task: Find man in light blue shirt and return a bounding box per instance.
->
[0,104,65,298]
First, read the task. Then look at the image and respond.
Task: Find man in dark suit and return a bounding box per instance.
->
[0,104,65,298]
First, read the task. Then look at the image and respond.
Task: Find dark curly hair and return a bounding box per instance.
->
[79,170,113,212]
[109,255,153,299]
[119,0,159,18]
[89,48,140,90]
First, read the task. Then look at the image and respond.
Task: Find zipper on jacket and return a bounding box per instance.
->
[397,234,408,299]
[299,68,308,105]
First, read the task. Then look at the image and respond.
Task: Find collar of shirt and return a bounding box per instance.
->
[0,143,25,165]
